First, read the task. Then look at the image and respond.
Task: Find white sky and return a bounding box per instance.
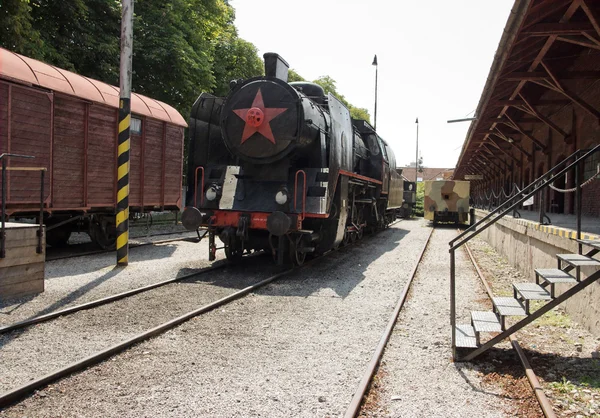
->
[230,0,514,168]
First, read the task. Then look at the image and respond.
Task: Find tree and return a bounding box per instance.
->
[312,75,371,123]
[287,69,305,82]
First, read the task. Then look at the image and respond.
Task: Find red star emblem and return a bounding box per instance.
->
[232,89,288,144]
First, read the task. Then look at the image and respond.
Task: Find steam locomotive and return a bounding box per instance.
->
[182,53,404,264]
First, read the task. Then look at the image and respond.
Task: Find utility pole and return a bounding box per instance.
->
[415,117,419,183]
[372,55,378,130]
[116,0,133,266]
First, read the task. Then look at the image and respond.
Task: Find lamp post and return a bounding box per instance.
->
[372,54,378,130]
[415,117,419,183]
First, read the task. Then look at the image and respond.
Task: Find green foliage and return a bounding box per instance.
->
[287,69,305,82]
[312,75,371,123]
[414,182,425,217]
[0,0,264,121]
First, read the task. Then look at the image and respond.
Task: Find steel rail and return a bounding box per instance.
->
[0,264,298,408]
[462,240,556,418]
[0,217,406,408]
[0,259,229,335]
[344,226,434,418]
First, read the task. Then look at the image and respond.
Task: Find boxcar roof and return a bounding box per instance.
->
[0,47,187,127]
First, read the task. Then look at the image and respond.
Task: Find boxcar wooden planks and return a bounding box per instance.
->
[0,222,45,298]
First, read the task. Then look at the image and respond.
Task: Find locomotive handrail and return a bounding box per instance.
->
[1,153,44,258]
[194,166,205,207]
[294,170,307,221]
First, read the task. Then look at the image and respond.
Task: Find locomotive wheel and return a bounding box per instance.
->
[350,231,357,243]
[343,230,351,246]
[225,239,244,263]
[290,235,306,266]
[357,227,364,240]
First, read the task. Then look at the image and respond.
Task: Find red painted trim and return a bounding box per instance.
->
[303,213,329,218]
[211,211,270,230]
[339,169,383,185]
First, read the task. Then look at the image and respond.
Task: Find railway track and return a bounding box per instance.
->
[462,237,556,418]
[344,226,434,417]
[0,220,403,408]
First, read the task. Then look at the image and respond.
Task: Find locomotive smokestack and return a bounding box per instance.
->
[263,53,289,82]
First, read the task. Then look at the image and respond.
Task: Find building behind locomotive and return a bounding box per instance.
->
[423,180,470,225]
[183,53,403,264]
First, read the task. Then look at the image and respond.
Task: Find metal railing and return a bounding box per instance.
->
[0,153,46,258]
[449,143,600,359]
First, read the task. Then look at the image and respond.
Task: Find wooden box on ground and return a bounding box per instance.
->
[0,222,45,298]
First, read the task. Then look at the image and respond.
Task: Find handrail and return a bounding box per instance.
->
[449,146,585,246]
[450,144,599,251]
[193,166,204,207]
[294,170,307,221]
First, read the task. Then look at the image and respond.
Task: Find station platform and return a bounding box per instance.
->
[510,209,600,238]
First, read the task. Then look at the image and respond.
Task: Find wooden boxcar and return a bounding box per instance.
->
[0,48,187,247]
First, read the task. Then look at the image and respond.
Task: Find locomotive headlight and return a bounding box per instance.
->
[275,189,288,205]
[206,185,219,201]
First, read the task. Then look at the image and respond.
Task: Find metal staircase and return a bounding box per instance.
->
[449,144,600,361]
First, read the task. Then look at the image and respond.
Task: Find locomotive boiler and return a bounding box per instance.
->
[182,53,404,264]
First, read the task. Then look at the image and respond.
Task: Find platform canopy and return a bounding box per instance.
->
[454,0,600,182]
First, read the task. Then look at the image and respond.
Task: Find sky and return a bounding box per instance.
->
[229,0,515,169]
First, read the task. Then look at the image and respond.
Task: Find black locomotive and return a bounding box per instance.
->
[182,53,404,264]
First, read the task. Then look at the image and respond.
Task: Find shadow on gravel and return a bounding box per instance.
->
[179,222,413,299]
[0,267,122,350]
[526,348,600,389]
[46,243,178,279]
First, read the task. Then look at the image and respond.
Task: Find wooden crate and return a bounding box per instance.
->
[0,222,45,298]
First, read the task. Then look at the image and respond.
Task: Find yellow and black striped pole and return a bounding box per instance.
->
[117,0,133,266]
[116,99,130,265]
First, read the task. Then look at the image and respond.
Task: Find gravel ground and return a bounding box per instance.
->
[0,233,217,327]
[1,218,431,417]
[361,226,515,418]
[0,255,279,394]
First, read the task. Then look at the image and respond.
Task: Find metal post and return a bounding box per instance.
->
[415,118,419,183]
[37,169,44,254]
[450,248,456,360]
[575,156,582,254]
[372,55,378,130]
[1,157,6,259]
[116,0,134,266]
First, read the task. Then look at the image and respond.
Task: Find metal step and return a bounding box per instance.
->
[576,239,600,251]
[514,283,552,301]
[492,297,527,317]
[471,311,502,333]
[557,253,600,268]
[455,324,478,348]
[535,268,577,284]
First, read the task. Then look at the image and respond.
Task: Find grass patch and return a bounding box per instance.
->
[549,377,577,394]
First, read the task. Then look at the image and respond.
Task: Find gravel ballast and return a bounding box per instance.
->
[1,219,432,417]
[362,226,514,417]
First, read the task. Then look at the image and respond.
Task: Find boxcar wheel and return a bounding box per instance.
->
[89,216,117,250]
[46,226,71,247]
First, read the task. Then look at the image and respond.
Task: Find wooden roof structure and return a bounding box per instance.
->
[454,0,600,180]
